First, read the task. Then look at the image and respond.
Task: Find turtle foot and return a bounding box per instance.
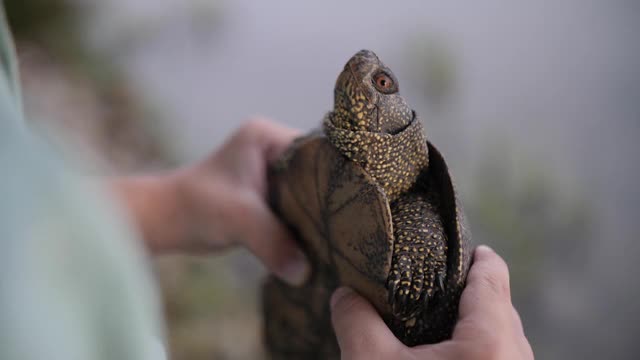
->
[387,250,446,320]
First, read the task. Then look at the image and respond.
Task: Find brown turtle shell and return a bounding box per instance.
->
[263,132,471,359]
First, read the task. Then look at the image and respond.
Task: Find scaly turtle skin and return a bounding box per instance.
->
[263,50,472,359]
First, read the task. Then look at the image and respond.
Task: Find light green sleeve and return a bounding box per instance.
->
[0,4,21,111]
[0,6,166,360]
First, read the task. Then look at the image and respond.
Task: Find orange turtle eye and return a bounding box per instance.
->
[373,71,398,94]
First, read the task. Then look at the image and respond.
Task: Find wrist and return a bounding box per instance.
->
[172,165,241,253]
[112,172,187,254]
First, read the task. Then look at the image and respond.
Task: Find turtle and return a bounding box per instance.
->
[262,49,473,359]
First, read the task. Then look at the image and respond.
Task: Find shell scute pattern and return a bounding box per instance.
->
[263,50,472,358]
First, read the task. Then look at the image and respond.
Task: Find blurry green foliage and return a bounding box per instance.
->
[156,254,264,360]
[5,0,175,169]
[4,0,78,40]
[3,0,105,79]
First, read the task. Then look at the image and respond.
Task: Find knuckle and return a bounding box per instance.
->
[494,256,510,281]
[477,257,511,300]
[237,117,278,148]
[522,341,535,360]
[342,350,376,360]
[466,323,530,360]
[241,117,270,136]
[511,307,525,333]
[333,290,362,315]
[480,270,510,300]
[474,333,506,360]
[344,333,384,358]
[235,120,259,142]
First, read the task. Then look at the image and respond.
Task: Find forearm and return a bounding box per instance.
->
[111,174,187,254]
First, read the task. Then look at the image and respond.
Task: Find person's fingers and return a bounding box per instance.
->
[240,117,301,163]
[238,195,310,286]
[411,340,466,359]
[451,245,513,344]
[459,245,511,316]
[519,333,535,360]
[330,287,402,359]
[207,118,306,284]
[511,306,525,335]
[415,247,533,360]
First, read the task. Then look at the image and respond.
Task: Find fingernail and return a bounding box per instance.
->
[477,245,493,252]
[330,287,353,310]
[278,249,311,286]
[475,245,494,255]
[474,245,496,261]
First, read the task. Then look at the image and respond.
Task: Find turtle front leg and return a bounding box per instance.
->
[387,191,448,320]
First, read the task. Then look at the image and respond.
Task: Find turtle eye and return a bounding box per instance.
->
[372,71,398,94]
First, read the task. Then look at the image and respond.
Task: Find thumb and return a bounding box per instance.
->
[330,287,401,359]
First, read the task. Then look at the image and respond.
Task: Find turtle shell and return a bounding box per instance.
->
[263,132,471,359]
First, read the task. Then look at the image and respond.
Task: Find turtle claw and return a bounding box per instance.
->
[387,256,426,320]
[387,278,400,305]
[388,279,416,320]
[438,273,446,293]
[391,291,416,321]
[422,291,430,309]
[387,254,448,321]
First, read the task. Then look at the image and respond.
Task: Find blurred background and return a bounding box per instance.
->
[5,0,639,359]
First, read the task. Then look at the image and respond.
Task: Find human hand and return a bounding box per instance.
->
[176,118,310,285]
[330,245,534,359]
[114,118,310,286]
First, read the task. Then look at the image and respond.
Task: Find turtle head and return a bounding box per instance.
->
[331,49,414,134]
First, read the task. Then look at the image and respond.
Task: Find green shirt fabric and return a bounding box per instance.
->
[0,6,165,360]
